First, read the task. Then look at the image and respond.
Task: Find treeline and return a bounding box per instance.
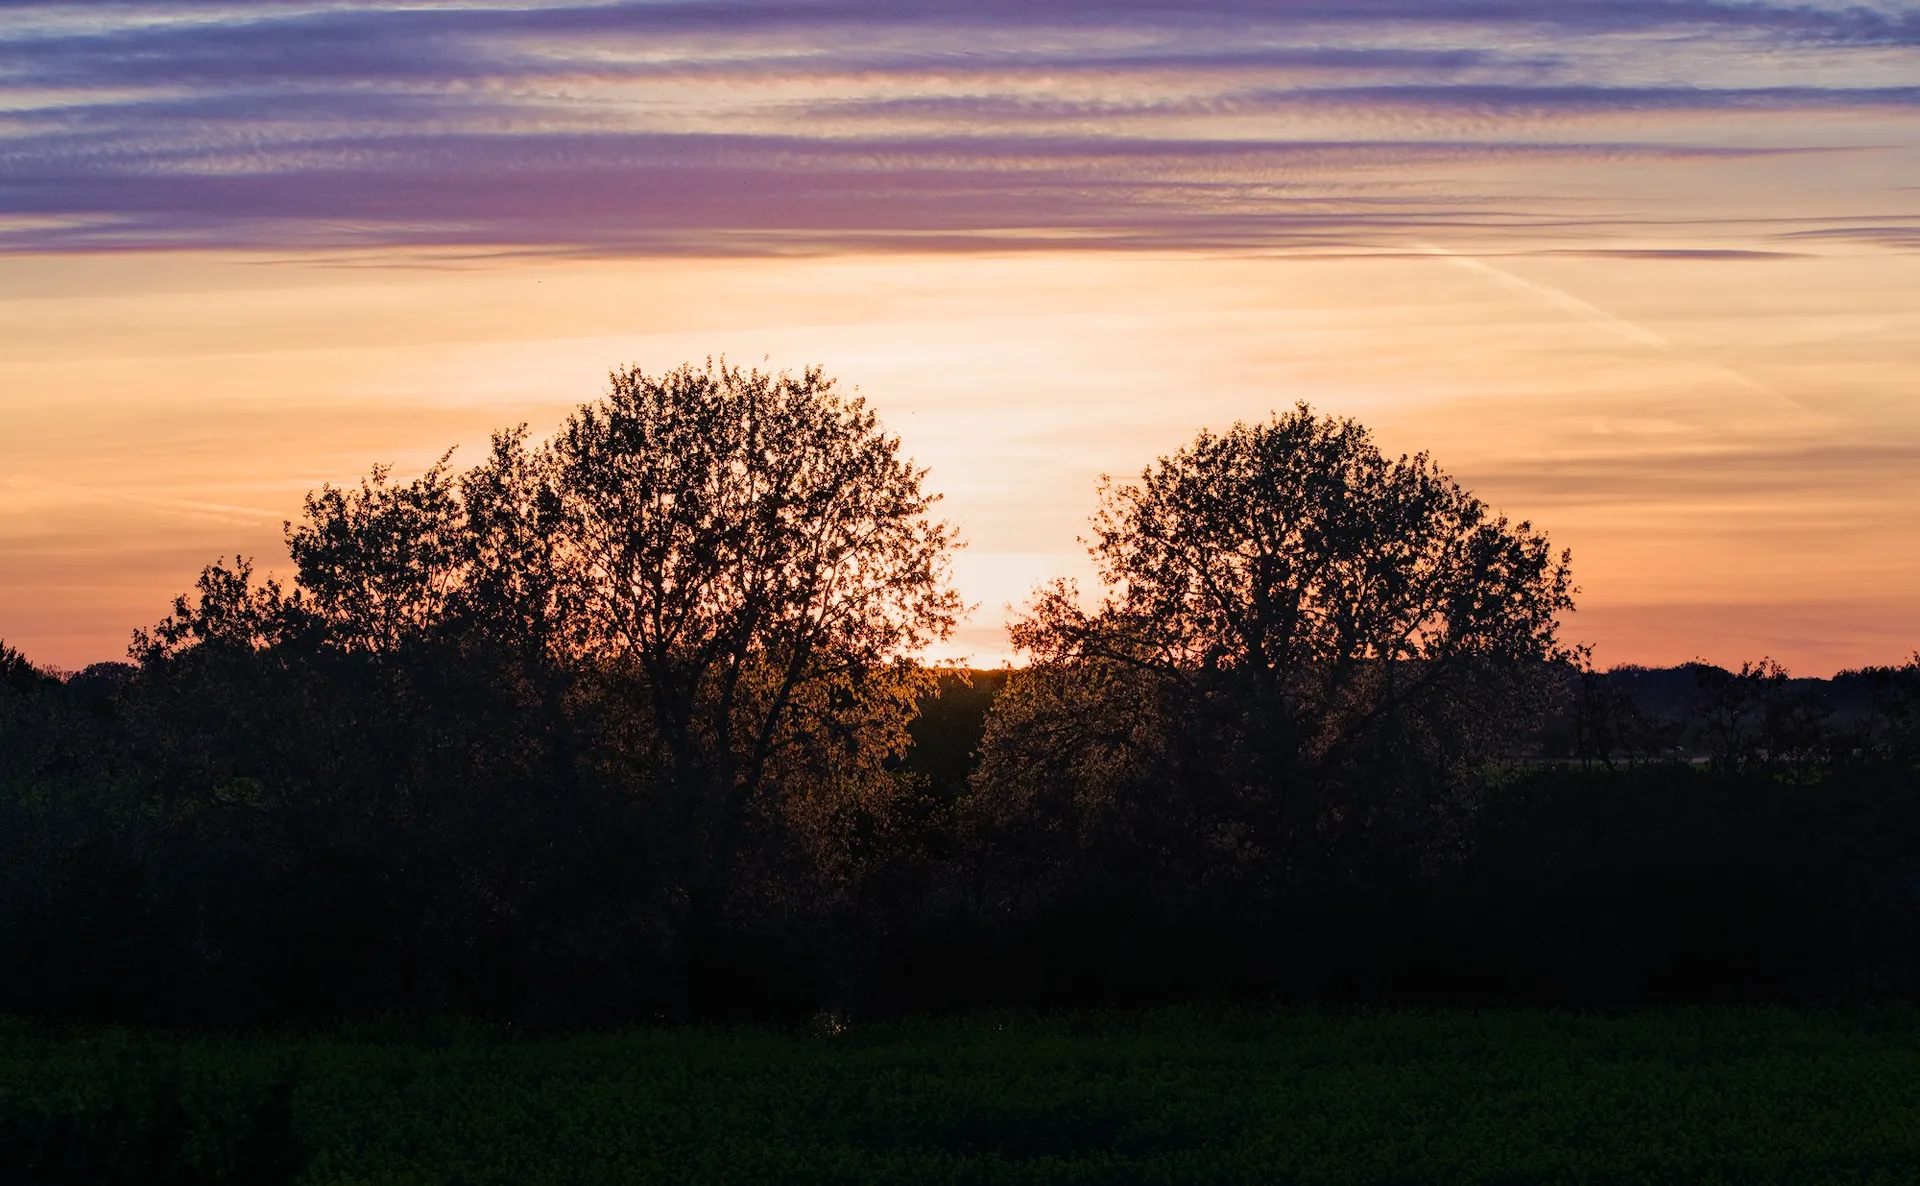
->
[3,361,1919,1024]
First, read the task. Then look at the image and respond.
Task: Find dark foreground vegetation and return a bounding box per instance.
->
[4,360,1920,1027]
[10,1005,1920,1185]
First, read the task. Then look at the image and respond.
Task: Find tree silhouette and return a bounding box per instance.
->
[1691,659,1830,772]
[286,452,466,655]
[541,361,963,921]
[977,404,1575,895]
[1,640,50,695]
[130,556,299,663]
[456,426,568,652]
[95,359,964,1010]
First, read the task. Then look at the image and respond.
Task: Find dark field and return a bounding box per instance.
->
[8,1006,1920,1185]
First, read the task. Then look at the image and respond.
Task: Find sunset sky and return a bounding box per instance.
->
[3,1,1918,674]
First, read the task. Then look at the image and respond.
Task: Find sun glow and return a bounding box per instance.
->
[4,246,1916,673]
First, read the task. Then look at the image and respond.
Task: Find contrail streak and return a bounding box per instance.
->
[1413,243,1803,410]
[0,476,284,524]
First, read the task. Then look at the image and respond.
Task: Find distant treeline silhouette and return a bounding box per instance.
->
[3,360,1919,1024]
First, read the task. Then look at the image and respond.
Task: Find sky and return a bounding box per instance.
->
[2,1,1918,674]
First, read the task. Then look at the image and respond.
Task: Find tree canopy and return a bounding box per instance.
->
[539,361,963,915]
[118,359,966,991]
[1019,403,1571,684]
[974,405,1576,899]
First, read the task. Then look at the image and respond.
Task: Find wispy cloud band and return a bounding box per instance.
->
[1,1,1915,255]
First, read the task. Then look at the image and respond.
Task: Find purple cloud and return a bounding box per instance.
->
[0,1,1914,255]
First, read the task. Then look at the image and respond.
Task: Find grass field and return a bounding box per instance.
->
[7,1005,1920,1184]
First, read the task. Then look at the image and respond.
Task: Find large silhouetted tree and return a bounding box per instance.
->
[542,361,963,922]
[974,404,1575,898]
[90,359,964,1012]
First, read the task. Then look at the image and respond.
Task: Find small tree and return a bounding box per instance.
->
[1691,659,1831,773]
[0,641,49,696]
[286,453,467,655]
[147,435,562,662]
[131,556,300,663]
[977,404,1574,894]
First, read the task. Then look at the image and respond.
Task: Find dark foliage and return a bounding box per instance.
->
[3,390,1920,1024]
[959,406,1577,960]
[1,640,55,696]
